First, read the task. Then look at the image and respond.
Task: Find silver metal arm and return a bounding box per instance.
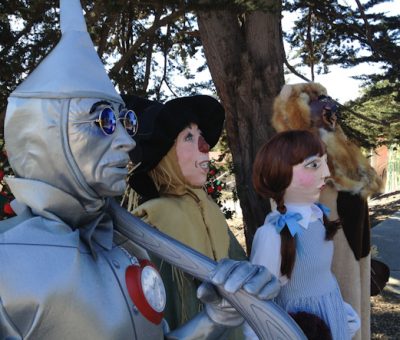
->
[108,198,306,340]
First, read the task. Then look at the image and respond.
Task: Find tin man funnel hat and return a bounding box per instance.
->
[10,0,122,103]
[5,0,126,216]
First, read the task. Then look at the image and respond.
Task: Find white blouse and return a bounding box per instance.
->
[244,203,360,339]
[250,203,324,285]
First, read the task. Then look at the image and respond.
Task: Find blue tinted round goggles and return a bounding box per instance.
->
[119,108,139,136]
[91,107,138,136]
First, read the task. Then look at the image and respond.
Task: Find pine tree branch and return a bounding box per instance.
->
[142,11,161,92]
[109,9,185,77]
[306,9,315,81]
[353,0,382,59]
[337,101,390,126]
[284,58,311,82]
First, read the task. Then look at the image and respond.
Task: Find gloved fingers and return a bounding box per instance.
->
[242,265,273,295]
[197,282,219,304]
[217,298,236,311]
[198,282,236,312]
[209,258,241,287]
[218,261,260,294]
[205,301,244,327]
[224,262,261,293]
[257,276,281,300]
[210,259,279,297]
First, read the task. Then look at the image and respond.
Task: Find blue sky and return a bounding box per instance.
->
[164,1,399,104]
[282,0,400,103]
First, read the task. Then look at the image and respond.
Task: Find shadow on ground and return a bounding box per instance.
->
[370,191,400,227]
[369,191,400,340]
[371,290,400,340]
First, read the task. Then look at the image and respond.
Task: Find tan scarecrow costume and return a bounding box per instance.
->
[272,83,383,340]
[123,95,246,338]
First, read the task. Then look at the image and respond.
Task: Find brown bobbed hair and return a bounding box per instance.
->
[252,130,337,278]
[253,130,325,203]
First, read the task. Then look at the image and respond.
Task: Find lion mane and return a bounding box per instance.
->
[272,82,382,199]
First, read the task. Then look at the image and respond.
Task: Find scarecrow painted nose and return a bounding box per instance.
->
[198,135,210,153]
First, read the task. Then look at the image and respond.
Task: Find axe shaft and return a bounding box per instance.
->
[108,199,306,340]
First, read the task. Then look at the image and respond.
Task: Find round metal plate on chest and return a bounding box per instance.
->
[125,259,166,324]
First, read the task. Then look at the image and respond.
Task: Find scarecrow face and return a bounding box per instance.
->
[284,154,330,204]
[175,123,210,187]
[68,98,136,197]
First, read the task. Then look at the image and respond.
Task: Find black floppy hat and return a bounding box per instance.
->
[122,94,225,200]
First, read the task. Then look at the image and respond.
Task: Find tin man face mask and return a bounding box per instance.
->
[68,98,135,197]
[5,0,136,202]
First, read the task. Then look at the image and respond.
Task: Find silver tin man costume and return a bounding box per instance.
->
[0,0,162,338]
[0,1,281,339]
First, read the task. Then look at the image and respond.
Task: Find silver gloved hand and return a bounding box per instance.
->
[197,258,280,327]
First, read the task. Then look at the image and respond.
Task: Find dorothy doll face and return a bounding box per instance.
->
[284,154,330,204]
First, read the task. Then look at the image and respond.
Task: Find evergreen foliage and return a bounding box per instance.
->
[2,1,398,144]
[343,80,399,148]
[1,0,399,225]
[0,0,213,116]
[283,0,399,146]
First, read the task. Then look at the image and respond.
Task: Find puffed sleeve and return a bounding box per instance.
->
[243,223,285,340]
[250,223,284,283]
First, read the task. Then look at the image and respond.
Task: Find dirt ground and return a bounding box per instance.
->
[371,289,400,340]
[369,191,400,340]
[369,191,400,228]
[226,191,400,340]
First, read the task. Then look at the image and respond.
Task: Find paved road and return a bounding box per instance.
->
[371,211,400,296]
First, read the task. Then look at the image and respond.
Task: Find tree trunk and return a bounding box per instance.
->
[197,2,285,253]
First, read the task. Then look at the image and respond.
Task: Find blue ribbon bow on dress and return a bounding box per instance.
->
[268,211,303,237]
[315,203,331,217]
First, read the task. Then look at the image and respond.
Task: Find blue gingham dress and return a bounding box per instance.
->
[274,218,350,340]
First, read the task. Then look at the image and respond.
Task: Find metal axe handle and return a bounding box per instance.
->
[108,199,306,339]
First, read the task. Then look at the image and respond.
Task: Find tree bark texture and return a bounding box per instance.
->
[197,2,285,253]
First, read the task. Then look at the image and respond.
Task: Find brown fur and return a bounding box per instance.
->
[272,82,383,199]
[272,83,327,132]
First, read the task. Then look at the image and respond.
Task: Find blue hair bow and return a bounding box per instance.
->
[316,203,330,217]
[268,211,303,237]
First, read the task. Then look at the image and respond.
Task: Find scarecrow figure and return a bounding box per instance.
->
[272,82,383,340]
[123,94,250,339]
